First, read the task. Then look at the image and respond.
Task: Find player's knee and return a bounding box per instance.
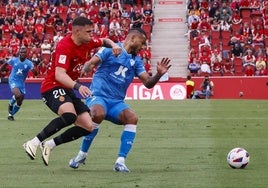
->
[90,110,105,124]
[15,95,24,105]
[61,112,77,126]
[125,113,138,124]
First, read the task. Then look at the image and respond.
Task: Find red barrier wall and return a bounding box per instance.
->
[24,76,268,99]
[189,76,268,99]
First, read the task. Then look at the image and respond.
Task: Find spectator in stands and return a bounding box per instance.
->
[187,0,200,11]
[242,43,255,55]
[9,35,21,55]
[121,6,130,18]
[244,64,255,76]
[185,17,199,39]
[222,59,234,75]
[110,0,122,19]
[219,9,232,24]
[109,19,122,36]
[40,39,52,55]
[230,0,240,11]
[99,24,109,38]
[142,56,152,76]
[30,53,41,67]
[251,0,261,9]
[208,1,220,23]
[31,33,42,47]
[211,57,223,76]
[188,57,201,76]
[53,31,63,45]
[231,9,242,25]
[243,49,256,68]
[54,14,65,33]
[220,20,231,31]
[37,58,48,77]
[192,75,214,99]
[131,10,144,28]
[191,3,201,18]
[219,1,233,17]
[252,24,264,47]
[211,49,222,75]
[188,48,198,63]
[68,0,79,13]
[255,56,266,75]
[21,34,32,47]
[0,45,7,62]
[231,42,244,60]
[194,30,210,51]
[256,64,268,76]
[13,19,24,41]
[211,19,220,31]
[108,29,119,43]
[2,20,12,38]
[198,17,211,32]
[240,22,253,45]
[231,31,244,46]
[120,16,131,35]
[188,9,200,26]
[199,50,212,75]
[142,3,154,25]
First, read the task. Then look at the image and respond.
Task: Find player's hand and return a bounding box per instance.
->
[157,57,172,75]
[78,85,92,98]
[112,44,122,57]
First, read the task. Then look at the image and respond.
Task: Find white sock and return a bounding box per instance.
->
[31,137,41,146]
[116,157,125,164]
[78,150,87,157]
[46,139,56,149]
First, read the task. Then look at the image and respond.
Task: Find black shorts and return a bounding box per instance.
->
[41,87,89,115]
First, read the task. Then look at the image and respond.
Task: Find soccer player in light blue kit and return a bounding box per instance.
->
[69,28,171,172]
[1,46,37,120]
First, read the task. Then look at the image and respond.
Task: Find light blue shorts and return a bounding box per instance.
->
[85,96,129,125]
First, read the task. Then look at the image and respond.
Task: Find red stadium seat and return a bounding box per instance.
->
[0,6,6,14]
[241,9,251,18]
[211,30,220,39]
[233,58,243,66]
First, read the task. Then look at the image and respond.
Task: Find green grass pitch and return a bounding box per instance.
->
[0,99,268,188]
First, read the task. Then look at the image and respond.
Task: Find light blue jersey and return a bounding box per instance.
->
[8,57,34,94]
[90,42,146,100]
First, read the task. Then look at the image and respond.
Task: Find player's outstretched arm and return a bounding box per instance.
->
[102,38,122,57]
[140,57,171,89]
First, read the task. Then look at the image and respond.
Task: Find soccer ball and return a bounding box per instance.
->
[227,147,250,169]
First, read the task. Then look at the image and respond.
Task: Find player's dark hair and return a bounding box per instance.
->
[72,16,93,27]
[129,27,147,39]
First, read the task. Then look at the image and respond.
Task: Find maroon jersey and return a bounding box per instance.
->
[41,34,102,93]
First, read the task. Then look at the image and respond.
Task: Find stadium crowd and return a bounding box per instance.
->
[186,0,268,77]
[0,0,153,78]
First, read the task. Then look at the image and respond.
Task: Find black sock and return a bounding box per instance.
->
[53,126,91,146]
[37,117,69,142]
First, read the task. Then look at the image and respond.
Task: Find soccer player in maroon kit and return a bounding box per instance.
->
[23,16,121,166]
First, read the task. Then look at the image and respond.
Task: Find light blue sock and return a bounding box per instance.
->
[11,104,20,116]
[80,128,99,153]
[118,124,136,158]
[9,95,16,106]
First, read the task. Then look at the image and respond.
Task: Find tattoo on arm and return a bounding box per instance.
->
[145,74,162,89]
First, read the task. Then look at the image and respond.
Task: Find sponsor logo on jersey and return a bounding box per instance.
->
[59,55,67,64]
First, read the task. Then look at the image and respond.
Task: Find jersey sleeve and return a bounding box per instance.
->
[7,57,15,66]
[95,47,111,62]
[135,56,146,77]
[91,37,103,48]
[54,42,71,70]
